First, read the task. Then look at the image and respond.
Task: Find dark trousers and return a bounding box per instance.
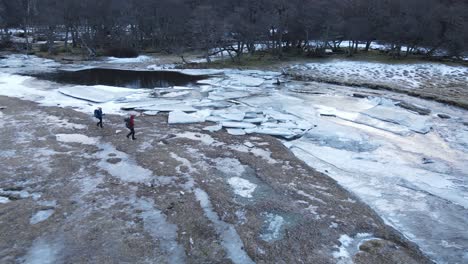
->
[126,128,136,140]
[96,117,103,128]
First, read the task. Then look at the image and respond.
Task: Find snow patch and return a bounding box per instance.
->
[56,134,98,145]
[228,177,257,198]
[260,213,285,242]
[30,209,55,225]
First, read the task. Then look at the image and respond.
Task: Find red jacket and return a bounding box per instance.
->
[129,116,135,128]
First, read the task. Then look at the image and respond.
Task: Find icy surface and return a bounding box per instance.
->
[59,86,137,103]
[1,55,467,263]
[135,198,187,263]
[260,213,285,242]
[30,210,55,225]
[333,233,374,263]
[228,177,257,198]
[56,134,98,145]
[168,110,211,124]
[194,188,255,264]
[20,238,63,264]
[105,55,153,64]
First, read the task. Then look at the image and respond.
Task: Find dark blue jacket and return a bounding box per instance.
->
[95,108,103,119]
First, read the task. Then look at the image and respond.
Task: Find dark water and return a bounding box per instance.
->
[32,68,206,88]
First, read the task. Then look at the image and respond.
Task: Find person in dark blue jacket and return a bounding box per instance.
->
[94,107,103,128]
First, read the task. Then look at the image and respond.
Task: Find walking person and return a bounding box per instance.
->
[125,114,136,140]
[94,107,103,128]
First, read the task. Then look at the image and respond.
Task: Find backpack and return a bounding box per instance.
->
[124,117,131,128]
[94,109,99,118]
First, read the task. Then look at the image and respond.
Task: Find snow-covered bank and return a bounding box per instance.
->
[1,54,467,263]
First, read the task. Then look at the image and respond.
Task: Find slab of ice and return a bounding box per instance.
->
[203,124,223,132]
[264,109,300,122]
[222,122,257,129]
[168,110,211,124]
[106,55,153,63]
[363,105,432,134]
[30,209,55,224]
[249,126,304,139]
[59,85,136,103]
[243,117,266,123]
[136,104,197,112]
[212,109,246,121]
[143,111,159,116]
[161,91,191,98]
[225,74,265,87]
[227,129,246,136]
[193,100,232,109]
[208,90,253,101]
[197,78,224,86]
[304,120,379,152]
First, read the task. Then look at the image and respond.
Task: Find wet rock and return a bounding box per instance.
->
[422,158,434,164]
[106,158,122,164]
[353,93,368,99]
[437,114,451,119]
[2,186,23,192]
[396,101,431,115]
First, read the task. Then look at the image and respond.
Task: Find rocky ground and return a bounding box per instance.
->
[0,96,431,263]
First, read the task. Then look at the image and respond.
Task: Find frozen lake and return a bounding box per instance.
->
[0,54,467,263]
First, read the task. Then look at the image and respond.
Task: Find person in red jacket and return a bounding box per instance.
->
[125,115,136,140]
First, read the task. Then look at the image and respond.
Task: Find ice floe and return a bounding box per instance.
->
[58,85,136,103]
[168,110,211,124]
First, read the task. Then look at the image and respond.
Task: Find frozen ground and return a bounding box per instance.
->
[0,96,427,263]
[1,54,467,263]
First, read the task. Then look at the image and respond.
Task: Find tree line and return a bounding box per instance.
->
[1,0,467,60]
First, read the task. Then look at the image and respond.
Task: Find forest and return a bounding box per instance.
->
[1,0,467,60]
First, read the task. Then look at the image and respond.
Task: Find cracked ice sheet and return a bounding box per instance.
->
[58,86,137,103]
[288,129,468,263]
[168,110,211,124]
